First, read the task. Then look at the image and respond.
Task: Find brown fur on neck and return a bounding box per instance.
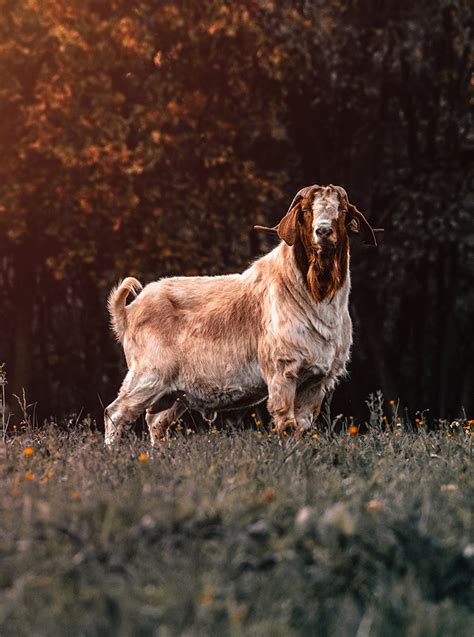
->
[293,202,349,303]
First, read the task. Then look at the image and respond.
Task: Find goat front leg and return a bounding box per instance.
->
[267,374,297,435]
[294,380,326,440]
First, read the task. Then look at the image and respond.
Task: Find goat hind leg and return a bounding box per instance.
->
[104,372,169,446]
[146,399,187,446]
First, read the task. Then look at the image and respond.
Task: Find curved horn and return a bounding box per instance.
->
[285,185,314,214]
[334,185,348,201]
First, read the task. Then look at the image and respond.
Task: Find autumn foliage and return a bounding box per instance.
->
[0,0,472,417]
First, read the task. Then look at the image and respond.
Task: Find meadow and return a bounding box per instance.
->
[0,405,472,637]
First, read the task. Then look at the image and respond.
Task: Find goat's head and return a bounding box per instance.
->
[255,185,378,301]
[277,184,377,250]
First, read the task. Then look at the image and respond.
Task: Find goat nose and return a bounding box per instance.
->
[316,225,333,238]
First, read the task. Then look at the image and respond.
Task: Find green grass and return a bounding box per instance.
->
[0,419,472,637]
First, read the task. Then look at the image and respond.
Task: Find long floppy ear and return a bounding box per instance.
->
[277,198,302,246]
[277,185,315,246]
[254,185,316,243]
[333,186,377,247]
[346,203,377,246]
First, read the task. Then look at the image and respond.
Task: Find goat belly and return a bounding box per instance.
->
[179,379,268,413]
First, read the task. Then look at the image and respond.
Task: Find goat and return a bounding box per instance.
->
[105,184,377,445]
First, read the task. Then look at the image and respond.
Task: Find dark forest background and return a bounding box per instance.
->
[0,0,473,423]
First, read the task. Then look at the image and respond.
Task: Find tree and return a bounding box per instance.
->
[0,0,472,418]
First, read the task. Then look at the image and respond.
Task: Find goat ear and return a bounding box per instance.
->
[346,203,377,246]
[277,186,316,246]
[277,199,302,246]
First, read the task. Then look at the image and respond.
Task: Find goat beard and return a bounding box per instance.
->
[305,243,348,303]
[293,228,349,303]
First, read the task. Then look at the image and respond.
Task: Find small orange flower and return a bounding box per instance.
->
[389,400,395,406]
[70,491,81,499]
[23,447,34,457]
[349,425,358,436]
[138,453,148,462]
[197,592,214,605]
[367,500,384,511]
[24,471,34,480]
[262,488,274,502]
[312,433,318,439]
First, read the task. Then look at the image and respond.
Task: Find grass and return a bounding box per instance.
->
[0,412,473,637]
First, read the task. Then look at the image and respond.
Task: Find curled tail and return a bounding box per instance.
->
[108,277,143,342]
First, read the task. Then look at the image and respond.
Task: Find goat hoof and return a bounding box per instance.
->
[275,417,296,435]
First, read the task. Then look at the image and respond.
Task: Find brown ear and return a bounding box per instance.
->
[277,201,301,246]
[346,203,377,247]
[277,185,316,246]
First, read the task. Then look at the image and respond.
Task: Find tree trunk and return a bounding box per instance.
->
[10,249,35,406]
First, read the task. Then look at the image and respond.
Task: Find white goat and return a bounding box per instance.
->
[105,184,377,444]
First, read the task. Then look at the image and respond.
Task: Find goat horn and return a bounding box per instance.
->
[254,224,279,235]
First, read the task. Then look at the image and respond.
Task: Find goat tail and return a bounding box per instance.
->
[108,277,143,342]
